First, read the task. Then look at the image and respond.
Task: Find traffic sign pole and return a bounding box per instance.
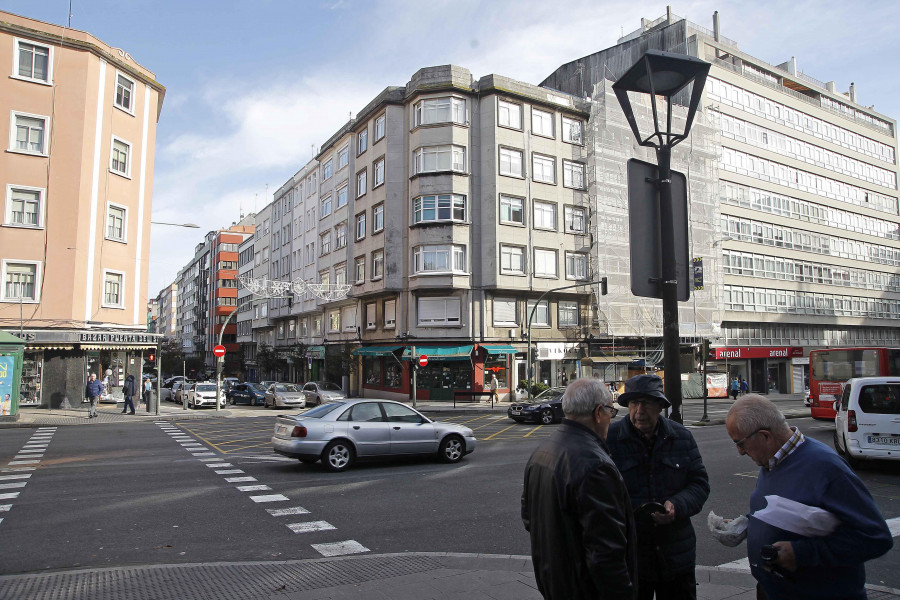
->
[411,344,417,409]
[213,345,226,414]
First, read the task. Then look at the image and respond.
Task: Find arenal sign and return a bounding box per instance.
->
[713,347,803,360]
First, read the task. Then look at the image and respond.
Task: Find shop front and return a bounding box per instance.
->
[535,342,582,387]
[711,346,804,394]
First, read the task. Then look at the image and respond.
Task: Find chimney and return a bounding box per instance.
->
[787,56,797,76]
[667,5,673,23]
[713,11,720,41]
[826,81,836,93]
[849,82,857,103]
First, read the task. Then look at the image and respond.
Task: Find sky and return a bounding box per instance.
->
[4,0,900,297]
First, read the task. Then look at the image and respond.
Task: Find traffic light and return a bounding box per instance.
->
[600,276,608,296]
[147,353,156,364]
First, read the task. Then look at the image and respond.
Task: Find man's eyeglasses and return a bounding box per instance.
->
[597,404,618,418]
[733,429,763,449]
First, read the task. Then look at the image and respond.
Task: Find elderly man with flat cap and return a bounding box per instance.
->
[607,374,710,600]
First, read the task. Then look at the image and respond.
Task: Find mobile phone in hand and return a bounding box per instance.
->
[638,501,666,515]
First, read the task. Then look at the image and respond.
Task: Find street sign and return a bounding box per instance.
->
[213,345,226,358]
[418,355,429,368]
[627,158,690,302]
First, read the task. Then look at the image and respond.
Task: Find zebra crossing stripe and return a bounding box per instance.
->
[225,477,257,483]
[266,506,310,517]
[215,470,244,475]
[0,474,31,481]
[236,485,271,492]
[249,494,288,503]
[0,492,21,500]
[0,482,27,490]
[287,521,335,534]
[0,504,11,512]
[311,540,370,557]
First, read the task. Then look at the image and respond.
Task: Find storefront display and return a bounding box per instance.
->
[19,352,42,406]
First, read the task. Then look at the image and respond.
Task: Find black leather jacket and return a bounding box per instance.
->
[606,416,710,581]
[522,419,637,600]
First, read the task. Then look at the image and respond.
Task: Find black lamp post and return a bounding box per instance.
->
[613,50,710,424]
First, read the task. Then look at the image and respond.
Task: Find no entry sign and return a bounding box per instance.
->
[213,345,226,358]
[418,355,429,367]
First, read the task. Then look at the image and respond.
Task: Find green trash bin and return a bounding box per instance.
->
[0,331,26,421]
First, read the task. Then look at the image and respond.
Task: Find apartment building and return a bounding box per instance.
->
[236,235,255,379]
[155,282,177,339]
[0,11,164,408]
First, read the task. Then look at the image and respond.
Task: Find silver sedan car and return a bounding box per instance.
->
[272,398,477,472]
[264,383,306,409]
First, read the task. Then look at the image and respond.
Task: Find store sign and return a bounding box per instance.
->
[80,333,157,343]
[536,343,580,360]
[713,347,803,360]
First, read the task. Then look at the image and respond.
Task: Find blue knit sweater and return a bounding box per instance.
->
[748,437,892,600]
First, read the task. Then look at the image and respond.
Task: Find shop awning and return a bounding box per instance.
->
[479,344,518,355]
[352,345,404,357]
[306,345,325,359]
[403,345,474,361]
[582,355,641,364]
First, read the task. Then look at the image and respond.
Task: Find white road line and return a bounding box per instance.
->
[16,450,43,455]
[0,482,27,490]
[225,477,257,483]
[24,443,48,447]
[206,463,232,468]
[1,467,36,472]
[286,521,335,534]
[215,470,244,475]
[198,458,222,462]
[0,474,31,481]
[0,492,21,500]
[0,504,11,512]
[266,506,310,517]
[887,516,900,538]
[191,452,216,457]
[236,485,271,492]
[716,557,751,571]
[180,443,203,447]
[9,460,40,465]
[249,494,288,503]
[311,540,370,557]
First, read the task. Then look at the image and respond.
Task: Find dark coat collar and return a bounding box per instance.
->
[560,418,611,453]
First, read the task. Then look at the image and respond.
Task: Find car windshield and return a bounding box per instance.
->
[317,382,342,392]
[247,383,266,392]
[276,384,301,392]
[196,384,216,392]
[300,402,345,418]
[535,388,565,401]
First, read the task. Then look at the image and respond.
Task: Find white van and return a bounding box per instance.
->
[833,377,900,467]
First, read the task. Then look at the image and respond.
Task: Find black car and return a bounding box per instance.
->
[228,382,267,406]
[508,387,567,424]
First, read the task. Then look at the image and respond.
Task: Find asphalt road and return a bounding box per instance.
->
[1,413,897,588]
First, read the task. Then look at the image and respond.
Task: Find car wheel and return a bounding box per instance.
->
[322,440,355,472]
[540,409,555,425]
[439,435,465,463]
[833,429,843,454]
[299,457,317,464]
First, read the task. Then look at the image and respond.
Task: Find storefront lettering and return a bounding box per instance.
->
[79,333,156,343]
[713,346,803,360]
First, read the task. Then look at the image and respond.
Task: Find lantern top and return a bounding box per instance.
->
[612,50,710,97]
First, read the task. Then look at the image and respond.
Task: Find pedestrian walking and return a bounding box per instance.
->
[84,373,103,419]
[488,373,499,402]
[522,378,637,599]
[121,373,136,415]
[730,377,740,400]
[723,394,892,600]
[740,378,749,396]
[143,377,152,407]
[607,374,710,600]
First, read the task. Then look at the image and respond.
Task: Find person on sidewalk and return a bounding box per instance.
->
[726,394,892,600]
[607,374,710,600]
[522,378,637,600]
[143,377,152,407]
[122,373,137,415]
[740,378,749,396]
[84,373,103,419]
[489,373,499,402]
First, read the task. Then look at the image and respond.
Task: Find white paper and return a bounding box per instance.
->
[752,495,840,537]
[708,511,748,547]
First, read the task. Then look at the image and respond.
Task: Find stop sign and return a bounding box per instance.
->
[213,345,226,358]
[418,355,429,367]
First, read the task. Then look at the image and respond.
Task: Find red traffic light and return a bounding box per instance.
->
[147,353,155,362]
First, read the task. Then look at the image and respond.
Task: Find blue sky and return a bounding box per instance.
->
[4,0,900,296]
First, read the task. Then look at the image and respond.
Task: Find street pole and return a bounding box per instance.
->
[182,359,187,410]
[700,338,709,422]
[214,303,244,413]
[155,340,161,416]
[410,343,417,409]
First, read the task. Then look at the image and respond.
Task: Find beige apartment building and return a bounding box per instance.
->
[0,11,164,408]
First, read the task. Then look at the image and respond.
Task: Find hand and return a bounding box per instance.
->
[652,500,676,525]
[772,541,797,572]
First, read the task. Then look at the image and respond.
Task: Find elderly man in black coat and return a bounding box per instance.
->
[607,374,710,600]
[121,373,137,415]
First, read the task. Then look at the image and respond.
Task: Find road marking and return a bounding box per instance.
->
[266,506,310,517]
[887,516,900,538]
[17,450,44,455]
[180,443,203,447]
[0,474,31,481]
[311,540,369,557]
[198,458,221,462]
[205,463,232,468]
[0,482,27,489]
[9,460,40,465]
[1,467,35,472]
[0,504,10,512]
[249,494,289,503]
[191,452,216,457]
[215,469,244,475]
[484,425,517,440]
[716,557,751,571]
[225,477,257,483]
[236,485,271,492]
[287,521,335,534]
[522,425,544,438]
[0,492,21,500]
[24,443,48,448]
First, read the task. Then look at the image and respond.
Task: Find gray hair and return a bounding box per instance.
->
[728,394,790,436]
[562,378,611,417]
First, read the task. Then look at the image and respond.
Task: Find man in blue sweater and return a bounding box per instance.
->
[84,373,104,419]
[726,395,892,600]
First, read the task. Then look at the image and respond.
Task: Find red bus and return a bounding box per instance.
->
[809,347,900,419]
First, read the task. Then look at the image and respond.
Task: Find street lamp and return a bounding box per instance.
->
[151,221,200,228]
[613,50,710,424]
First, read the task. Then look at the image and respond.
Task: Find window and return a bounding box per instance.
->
[374,114,386,141]
[355,256,365,283]
[414,97,466,126]
[413,245,466,274]
[320,270,331,286]
[357,129,368,155]
[14,40,51,83]
[313,315,322,335]
[534,249,558,278]
[366,303,376,329]
[565,252,587,279]
[413,194,466,223]
[320,231,331,255]
[115,72,135,113]
[564,205,586,233]
[336,185,348,208]
[372,249,384,279]
[323,159,333,180]
[418,297,461,326]
[335,263,347,285]
[2,260,40,302]
[106,204,127,241]
[499,147,523,177]
[299,317,308,337]
[337,145,349,168]
[373,204,384,232]
[500,195,525,225]
[526,299,550,326]
[532,154,556,184]
[500,245,525,274]
[413,145,466,174]
[562,116,583,144]
[355,212,366,240]
[103,271,125,308]
[335,222,347,249]
[493,298,517,326]
[5,186,43,227]
[373,157,385,187]
[356,169,367,198]
[532,108,554,137]
[321,194,332,217]
[329,310,341,332]
[558,301,579,327]
[563,160,585,189]
[498,99,522,129]
[11,113,47,155]
[384,299,396,328]
[110,137,131,177]
[533,201,557,230]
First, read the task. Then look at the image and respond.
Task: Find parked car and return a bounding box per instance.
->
[174,381,194,404]
[301,381,345,406]
[265,383,307,409]
[272,399,477,472]
[833,377,900,468]
[259,380,278,390]
[507,387,567,424]
[187,382,225,409]
[229,382,267,406]
[222,377,240,395]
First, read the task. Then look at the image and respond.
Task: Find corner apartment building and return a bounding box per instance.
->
[154,282,177,339]
[0,11,164,408]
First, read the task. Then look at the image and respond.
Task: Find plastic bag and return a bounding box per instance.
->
[708,510,748,547]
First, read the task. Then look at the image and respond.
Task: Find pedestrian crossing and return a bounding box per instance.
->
[0,427,56,528]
